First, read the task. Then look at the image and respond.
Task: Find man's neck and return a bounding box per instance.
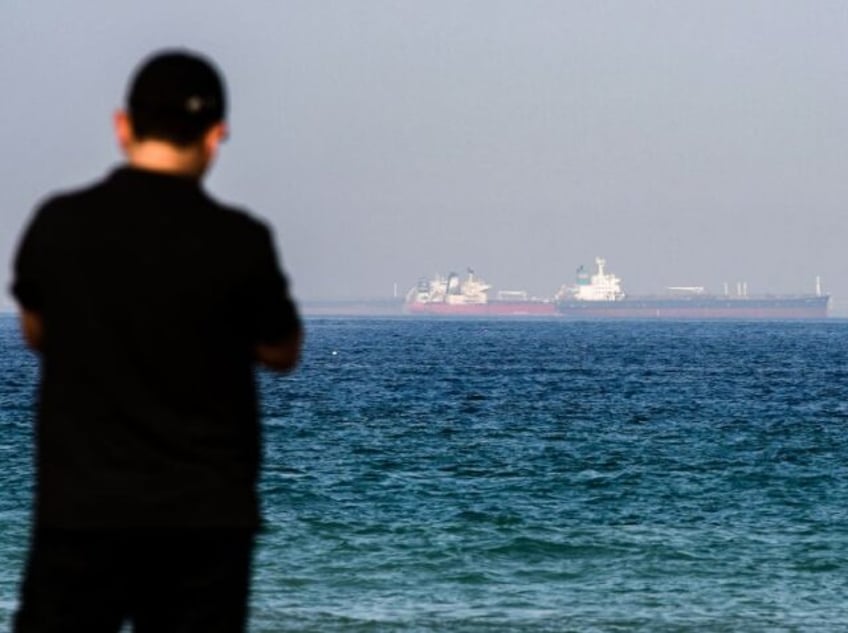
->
[125,140,209,179]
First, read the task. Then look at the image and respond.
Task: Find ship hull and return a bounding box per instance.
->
[557,296,829,319]
[406,297,828,319]
[405,301,558,317]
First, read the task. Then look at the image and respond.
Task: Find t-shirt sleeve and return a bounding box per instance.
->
[10,204,52,312]
[245,223,301,345]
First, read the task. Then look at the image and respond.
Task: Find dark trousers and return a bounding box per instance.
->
[14,527,255,633]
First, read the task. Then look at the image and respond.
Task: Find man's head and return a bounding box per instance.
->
[115,50,228,177]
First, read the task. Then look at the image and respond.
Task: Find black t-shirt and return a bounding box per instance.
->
[11,166,301,529]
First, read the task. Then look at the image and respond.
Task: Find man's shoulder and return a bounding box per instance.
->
[31,169,276,249]
[204,196,274,242]
[38,167,133,210]
[28,174,113,228]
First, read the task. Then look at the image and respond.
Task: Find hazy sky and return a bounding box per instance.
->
[2,1,847,311]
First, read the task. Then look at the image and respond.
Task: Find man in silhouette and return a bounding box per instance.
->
[11,49,302,632]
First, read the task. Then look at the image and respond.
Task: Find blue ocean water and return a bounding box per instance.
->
[2,315,848,631]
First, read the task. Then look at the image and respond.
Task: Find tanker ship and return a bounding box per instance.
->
[405,259,829,319]
[404,269,556,316]
[555,258,829,319]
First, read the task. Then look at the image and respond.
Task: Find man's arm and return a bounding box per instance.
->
[255,326,303,373]
[246,221,302,372]
[19,309,44,352]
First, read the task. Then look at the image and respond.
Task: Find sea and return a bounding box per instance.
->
[1,314,848,632]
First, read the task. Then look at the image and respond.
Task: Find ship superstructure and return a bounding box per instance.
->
[557,257,625,302]
[405,269,556,316]
[407,269,490,306]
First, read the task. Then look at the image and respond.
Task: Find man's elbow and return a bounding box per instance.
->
[20,309,44,352]
[256,329,303,373]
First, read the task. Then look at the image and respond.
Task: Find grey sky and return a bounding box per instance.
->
[2,1,847,311]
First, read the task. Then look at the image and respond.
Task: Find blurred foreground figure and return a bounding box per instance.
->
[11,50,302,632]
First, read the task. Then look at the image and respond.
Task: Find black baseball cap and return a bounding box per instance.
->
[126,50,226,143]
